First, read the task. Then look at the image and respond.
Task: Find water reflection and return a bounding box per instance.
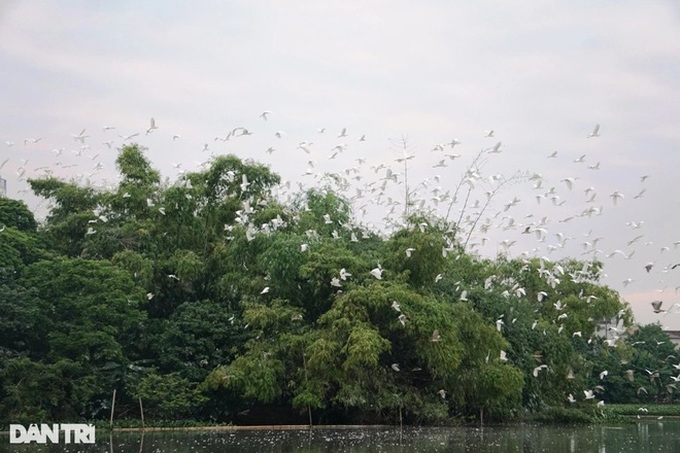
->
[2,420,680,452]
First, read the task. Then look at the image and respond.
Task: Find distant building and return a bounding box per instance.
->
[664,330,680,347]
[0,175,6,197]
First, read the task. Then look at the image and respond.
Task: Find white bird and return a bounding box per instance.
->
[391,363,400,372]
[260,287,270,294]
[584,390,595,399]
[610,191,624,205]
[561,177,576,190]
[338,127,347,138]
[431,330,442,342]
[391,300,401,312]
[405,247,416,258]
[339,268,352,280]
[533,364,548,377]
[587,124,600,138]
[599,370,608,380]
[567,394,576,403]
[71,128,89,143]
[146,118,158,134]
[119,133,140,142]
[370,267,383,279]
[488,141,502,153]
[259,110,272,121]
[633,188,646,199]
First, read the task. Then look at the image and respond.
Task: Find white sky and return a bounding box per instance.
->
[2,0,680,328]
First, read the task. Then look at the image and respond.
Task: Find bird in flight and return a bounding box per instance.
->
[71,128,89,143]
[587,124,600,138]
[146,118,158,135]
[651,300,665,313]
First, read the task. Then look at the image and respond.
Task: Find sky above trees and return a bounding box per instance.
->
[2,1,680,327]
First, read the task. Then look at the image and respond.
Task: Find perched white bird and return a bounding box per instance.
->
[370,267,383,279]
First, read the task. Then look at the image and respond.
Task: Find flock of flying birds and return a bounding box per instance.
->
[2,112,679,408]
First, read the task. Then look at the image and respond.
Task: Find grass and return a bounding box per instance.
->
[604,404,680,418]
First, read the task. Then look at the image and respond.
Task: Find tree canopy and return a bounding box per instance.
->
[0,144,670,426]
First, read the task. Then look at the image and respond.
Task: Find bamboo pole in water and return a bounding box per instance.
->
[110,389,117,428]
[139,397,145,430]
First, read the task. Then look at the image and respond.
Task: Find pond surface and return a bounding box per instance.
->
[2,419,679,452]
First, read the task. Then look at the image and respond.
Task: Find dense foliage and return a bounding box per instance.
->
[0,145,676,425]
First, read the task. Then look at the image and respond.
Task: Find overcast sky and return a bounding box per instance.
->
[2,0,680,328]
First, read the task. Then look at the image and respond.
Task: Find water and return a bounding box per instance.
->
[2,420,679,452]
